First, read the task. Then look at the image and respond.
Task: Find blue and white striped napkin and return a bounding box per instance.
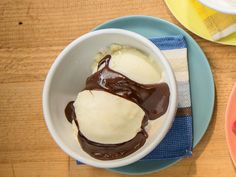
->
[142,35,193,160]
[77,35,193,164]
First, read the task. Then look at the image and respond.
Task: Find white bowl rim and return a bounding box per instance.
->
[42,28,177,168]
[198,0,236,14]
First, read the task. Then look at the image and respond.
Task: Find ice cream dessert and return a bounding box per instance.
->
[65,45,170,160]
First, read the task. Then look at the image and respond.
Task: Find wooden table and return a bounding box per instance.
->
[0,0,236,176]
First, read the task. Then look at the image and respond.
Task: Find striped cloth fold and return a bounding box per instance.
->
[77,35,193,164]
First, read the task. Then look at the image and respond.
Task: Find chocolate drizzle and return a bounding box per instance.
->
[65,55,170,160]
[86,55,170,120]
[78,130,148,160]
[65,101,78,127]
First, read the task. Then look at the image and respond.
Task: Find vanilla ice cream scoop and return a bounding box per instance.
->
[109,48,161,84]
[74,90,144,144]
[93,45,162,84]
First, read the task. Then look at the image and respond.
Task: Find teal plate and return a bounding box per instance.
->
[93,16,215,175]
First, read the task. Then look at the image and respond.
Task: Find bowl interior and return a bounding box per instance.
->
[44,29,176,168]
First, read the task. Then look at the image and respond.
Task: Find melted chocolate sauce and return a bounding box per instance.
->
[65,55,170,160]
[65,101,78,127]
[78,130,148,160]
[86,55,170,120]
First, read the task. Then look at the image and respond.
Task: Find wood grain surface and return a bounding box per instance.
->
[0,0,236,177]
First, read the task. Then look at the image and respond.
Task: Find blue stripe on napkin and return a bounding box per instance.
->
[150,35,187,50]
[141,116,193,160]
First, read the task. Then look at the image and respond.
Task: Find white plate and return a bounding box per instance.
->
[198,0,236,14]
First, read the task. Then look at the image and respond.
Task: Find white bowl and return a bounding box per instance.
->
[42,29,177,168]
[198,0,236,14]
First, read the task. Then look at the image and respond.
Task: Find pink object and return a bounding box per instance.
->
[225,84,236,167]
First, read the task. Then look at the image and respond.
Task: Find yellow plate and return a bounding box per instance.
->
[165,0,236,45]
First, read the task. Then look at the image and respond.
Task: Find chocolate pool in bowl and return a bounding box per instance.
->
[65,50,170,160]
